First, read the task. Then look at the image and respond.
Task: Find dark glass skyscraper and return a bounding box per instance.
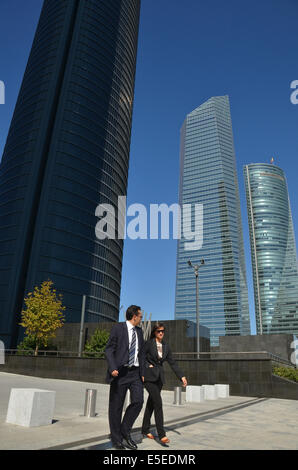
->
[244,163,298,335]
[175,96,250,346]
[0,0,141,347]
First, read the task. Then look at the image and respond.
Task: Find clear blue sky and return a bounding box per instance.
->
[1,0,298,332]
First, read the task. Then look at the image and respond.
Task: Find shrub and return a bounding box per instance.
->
[17,335,35,356]
[17,335,57,356]
[83,328,110,358]
[273,365,298,383]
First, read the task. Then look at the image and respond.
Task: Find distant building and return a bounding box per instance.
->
[244,163,298,335]
[0,0,141,347]
[175,96,250,346]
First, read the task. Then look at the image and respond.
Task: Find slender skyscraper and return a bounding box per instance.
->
[244,163,298,335]
[175,96,250,346]
[0,0,141,347]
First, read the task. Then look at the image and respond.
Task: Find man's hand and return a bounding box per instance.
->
[142,376,145,382]
[111,370,119,377]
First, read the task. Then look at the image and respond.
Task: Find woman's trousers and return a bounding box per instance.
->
[142,378,165,439]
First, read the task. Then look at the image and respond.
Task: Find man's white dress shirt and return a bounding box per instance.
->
[126,321,139,367]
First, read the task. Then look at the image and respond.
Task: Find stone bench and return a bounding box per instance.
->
[186,384,230,403]
[215,384,230,398]
[186,386,205,403]
[6,388,56,427]
[202,385,218,400]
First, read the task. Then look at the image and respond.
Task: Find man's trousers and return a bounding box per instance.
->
[108,367,144,444]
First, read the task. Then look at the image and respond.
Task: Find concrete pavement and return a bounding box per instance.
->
[0,372,297,450]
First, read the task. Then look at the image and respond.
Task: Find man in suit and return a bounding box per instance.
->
[105,305,145,450]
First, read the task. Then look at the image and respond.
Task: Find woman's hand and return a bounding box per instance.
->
[149,364,154,368]
[181,376,187,387]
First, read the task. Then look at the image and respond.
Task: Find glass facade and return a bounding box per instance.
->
[175,96,250,346]
[244,163,298,335]
[0,0,141,347]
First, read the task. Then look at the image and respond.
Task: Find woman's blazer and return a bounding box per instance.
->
[143,338,184,384]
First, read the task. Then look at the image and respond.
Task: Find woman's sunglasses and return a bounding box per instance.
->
[156,329,165,334]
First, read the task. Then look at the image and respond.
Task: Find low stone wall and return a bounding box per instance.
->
[218,334,295,363]
[0,355,297,400]
[0,355,107,384]
[163,358,298,400]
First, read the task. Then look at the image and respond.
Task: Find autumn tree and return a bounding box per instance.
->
[19,280,65,356]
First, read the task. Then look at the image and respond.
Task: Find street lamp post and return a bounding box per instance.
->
[188,259,205,358]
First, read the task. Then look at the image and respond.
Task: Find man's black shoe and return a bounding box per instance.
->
[122,434,138,450]
[112,441,126,450]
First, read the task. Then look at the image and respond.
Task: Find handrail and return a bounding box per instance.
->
[172,351,270,355]
[172,351,296,368]
[5,349,272,356]
[3,349,296,368]
[268,353,296,368]
[4,349,105,358]
[172,351,271,361]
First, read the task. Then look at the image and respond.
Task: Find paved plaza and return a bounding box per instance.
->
[0,371,297,450]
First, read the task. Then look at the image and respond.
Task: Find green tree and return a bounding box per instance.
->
[83,328,110,358]
[17,335,58,356]
[19,280,65,356]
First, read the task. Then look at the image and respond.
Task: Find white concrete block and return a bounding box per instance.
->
[202,385,218,400]
[186,386,205,403]
[6,389,56,427]
[215,384,230,398]
[0,341,4,365]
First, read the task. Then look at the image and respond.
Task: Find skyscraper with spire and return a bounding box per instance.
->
[175,96,250,346]
[0,0,141,347]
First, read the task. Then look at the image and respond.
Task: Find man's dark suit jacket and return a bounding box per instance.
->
[143,338,184,385]
[105,322,145,384]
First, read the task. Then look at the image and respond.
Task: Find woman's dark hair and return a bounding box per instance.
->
[150,322,165,339]
[126,305,141,320]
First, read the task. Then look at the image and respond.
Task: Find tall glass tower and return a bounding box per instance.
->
[0,0,141,347]
[175,96,250,346]
[244,163,298,335]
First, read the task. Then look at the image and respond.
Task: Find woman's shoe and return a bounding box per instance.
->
[143,432,155,439]
[160,436,170,444]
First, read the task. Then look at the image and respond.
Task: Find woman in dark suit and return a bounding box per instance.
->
[141,322,187,444]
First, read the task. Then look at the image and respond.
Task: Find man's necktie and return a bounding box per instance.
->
[128,328,136,367]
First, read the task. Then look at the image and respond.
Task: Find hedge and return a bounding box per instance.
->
[273,365,298,383]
